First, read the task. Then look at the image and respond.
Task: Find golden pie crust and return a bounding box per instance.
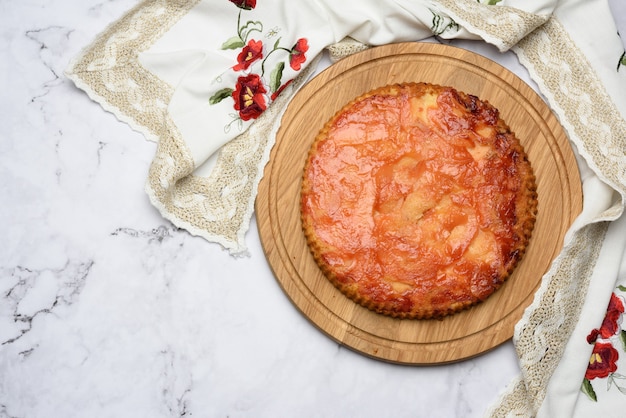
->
[300,83,538,319]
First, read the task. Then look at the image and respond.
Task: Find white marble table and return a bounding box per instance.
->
[1,1,534,417]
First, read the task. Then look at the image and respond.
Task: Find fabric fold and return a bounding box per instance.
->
[437,0,556,51]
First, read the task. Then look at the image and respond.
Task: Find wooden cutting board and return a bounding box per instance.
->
[255,42,582,365]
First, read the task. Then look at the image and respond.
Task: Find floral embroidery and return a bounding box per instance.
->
[209,1,309,130]
[271,79,293,101]
[233,39,264,71]
[229,0,256,10]
[581,286,626,402]
[289,38,309,70]
[588,292,626,342]
[233,73,267,121]
[586,342,619,380]
[265,26,280,39]
[618,51,626,72]
[430,10,459,36]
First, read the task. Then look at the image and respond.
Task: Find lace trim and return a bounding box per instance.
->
[66,0,198,142]
[513,20,626,209]
[487,17,626,416]
[327,1,551,60]
[66,0,316,254]
[488,223,609,416]
[145,60,317,253]
[437,0,551,51]
[327,37,370,62]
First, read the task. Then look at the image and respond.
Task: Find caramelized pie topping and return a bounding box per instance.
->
[301,83,537,319]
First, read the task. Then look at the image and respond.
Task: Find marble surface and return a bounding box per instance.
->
[0,1,533,417]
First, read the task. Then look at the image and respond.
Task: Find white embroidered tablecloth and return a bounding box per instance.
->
[66,0,626,416]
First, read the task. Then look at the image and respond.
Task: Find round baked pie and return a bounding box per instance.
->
[300,82,537,319]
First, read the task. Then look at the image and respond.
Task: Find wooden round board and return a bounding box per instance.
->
[255,42,582,365]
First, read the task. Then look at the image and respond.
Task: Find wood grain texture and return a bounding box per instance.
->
[255,42,582,365]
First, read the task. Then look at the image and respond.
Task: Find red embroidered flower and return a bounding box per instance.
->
[232,73,267,121]
[587,293,625,343]
[271,79,293,101]
[289,38,309,71]
[601,293,625,336]
[233,39,263,71]
[585,342,619,380]
[229,0,256,10]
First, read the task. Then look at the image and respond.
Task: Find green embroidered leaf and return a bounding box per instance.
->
[221,36,245,50]
[581,378,597,402]
[209,88,234,105]
[611,374,626,395]
[618,285,626,292]
[273,37,281,51]
[270,61,285,93]
[431,13,443,34]
[620,330,626,352]
[241,20,263,42]
[430,11,459,36]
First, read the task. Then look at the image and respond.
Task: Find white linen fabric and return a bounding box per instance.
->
[66,0,626,416]
[609,0,626,49]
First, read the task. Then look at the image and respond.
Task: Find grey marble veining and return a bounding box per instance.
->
[1,1,521,417]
